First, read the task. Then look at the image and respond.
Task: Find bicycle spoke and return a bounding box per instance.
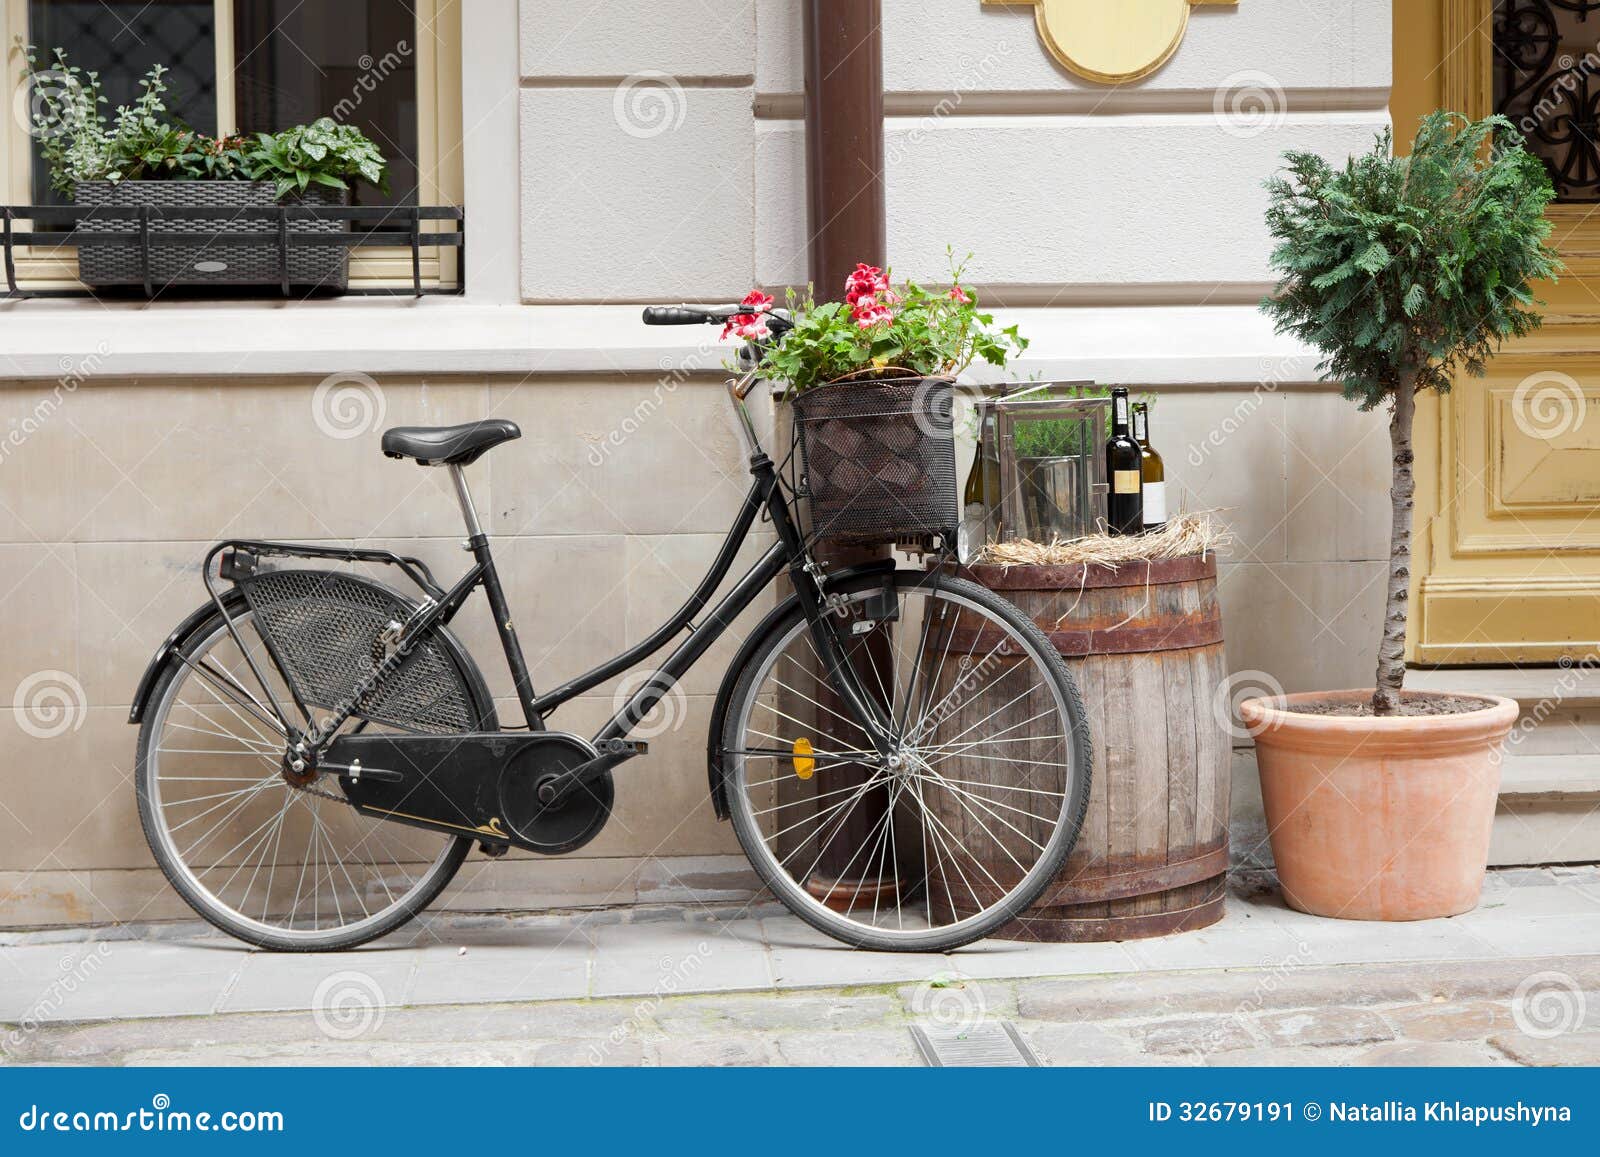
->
[725,576,1086,946]
[141,606,473,946]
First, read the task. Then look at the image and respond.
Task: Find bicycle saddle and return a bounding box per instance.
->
[382,420,522,466]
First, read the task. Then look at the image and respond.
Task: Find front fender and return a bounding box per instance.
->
[127,590,248,725]
[704,558,898,820]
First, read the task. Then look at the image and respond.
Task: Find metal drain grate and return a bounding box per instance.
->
[910,1021,1041,1067]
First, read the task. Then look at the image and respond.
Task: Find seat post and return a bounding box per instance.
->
[448,463,485,539]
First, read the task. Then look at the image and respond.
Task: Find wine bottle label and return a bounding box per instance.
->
[1115,395,1129,426]
[1142,481,1168,525]
[1112,469,1142,495]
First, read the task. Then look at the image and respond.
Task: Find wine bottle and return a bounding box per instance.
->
[959,408,1000,561]
[1133,401,1167,533]
[1105,388,1144,535]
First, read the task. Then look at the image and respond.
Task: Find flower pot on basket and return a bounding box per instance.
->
[73,180,351,291]
[1241,690,1517,921]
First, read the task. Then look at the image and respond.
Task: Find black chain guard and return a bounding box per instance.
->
[329,731,612,856]
[499,733,614,855]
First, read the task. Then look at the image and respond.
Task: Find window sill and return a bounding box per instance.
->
[0,299,1322,384]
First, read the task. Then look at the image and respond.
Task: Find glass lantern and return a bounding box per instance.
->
[960,384,1107,558]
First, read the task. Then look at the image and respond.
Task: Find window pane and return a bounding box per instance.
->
[27,0,218,203]
[233,1,420,216]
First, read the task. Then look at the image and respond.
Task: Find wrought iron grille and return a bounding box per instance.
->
[1495,0,1600,201]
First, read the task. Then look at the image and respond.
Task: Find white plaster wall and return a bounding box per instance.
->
[758,0,1390,95]
[520,0,1392,302]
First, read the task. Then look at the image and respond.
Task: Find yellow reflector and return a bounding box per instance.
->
[792,737,816,780]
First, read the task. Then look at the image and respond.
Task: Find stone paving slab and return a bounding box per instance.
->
[3,953,1594,1068]
[1,868,1598,1032]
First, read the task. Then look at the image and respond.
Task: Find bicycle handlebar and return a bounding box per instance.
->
[641,305,720,326]
[642,304,793,337]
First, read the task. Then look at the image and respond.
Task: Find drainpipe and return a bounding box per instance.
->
[804,0,887,289]
[802,0,899,913]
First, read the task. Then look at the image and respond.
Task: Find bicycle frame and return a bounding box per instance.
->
[196,364,897,767]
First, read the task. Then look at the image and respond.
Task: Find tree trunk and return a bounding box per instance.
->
[1373,379,1417,716]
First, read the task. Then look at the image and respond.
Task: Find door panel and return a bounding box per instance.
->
[1402,1,1600,664]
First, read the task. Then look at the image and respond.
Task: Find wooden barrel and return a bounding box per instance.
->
[945,554,1231,941]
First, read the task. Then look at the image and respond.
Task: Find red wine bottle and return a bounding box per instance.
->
[1105,388,1144,536]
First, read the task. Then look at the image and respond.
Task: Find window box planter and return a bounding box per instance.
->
[73,180,350,291]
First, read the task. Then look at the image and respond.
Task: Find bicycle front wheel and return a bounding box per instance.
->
[719,570,1092,952]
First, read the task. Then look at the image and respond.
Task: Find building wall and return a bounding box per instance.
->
[0,1,1396,925]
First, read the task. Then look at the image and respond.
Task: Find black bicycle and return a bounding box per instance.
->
[128,305,1092,953]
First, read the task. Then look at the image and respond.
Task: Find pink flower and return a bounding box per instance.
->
[948,285,972,304]
[722,289,774,341]
[844,263,889,304]
[852,301,893,329]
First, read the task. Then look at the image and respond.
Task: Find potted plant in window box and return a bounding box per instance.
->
[1242,112,1561,920]
[735,255,1027,545]
[21,45,387,292]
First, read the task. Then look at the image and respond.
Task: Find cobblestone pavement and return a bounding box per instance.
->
[5,954,1596,1067]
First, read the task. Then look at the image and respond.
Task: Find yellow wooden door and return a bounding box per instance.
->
[1399,0,1600,663]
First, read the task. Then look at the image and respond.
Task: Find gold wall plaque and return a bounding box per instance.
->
[983,0,1239,84]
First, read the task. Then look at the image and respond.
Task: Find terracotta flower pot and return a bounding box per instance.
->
[1240,689,1517,922]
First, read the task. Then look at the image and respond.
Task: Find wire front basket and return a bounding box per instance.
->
[789,376,958,547]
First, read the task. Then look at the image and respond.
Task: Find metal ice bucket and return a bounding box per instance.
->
[1016,455,1092,543]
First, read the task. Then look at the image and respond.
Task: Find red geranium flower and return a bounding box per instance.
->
[722,289,774,341]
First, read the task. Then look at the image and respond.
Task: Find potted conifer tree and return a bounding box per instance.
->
[1240,112,1562,920]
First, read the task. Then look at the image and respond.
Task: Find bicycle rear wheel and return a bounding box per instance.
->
[135,585,496,952]
[719,570,1092,952]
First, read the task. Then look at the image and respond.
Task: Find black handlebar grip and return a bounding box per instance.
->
[641,306,713,326]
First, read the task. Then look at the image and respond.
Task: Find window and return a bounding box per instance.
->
[5,0,462,288]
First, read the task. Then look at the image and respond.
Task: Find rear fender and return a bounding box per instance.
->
[127,590,248,725]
